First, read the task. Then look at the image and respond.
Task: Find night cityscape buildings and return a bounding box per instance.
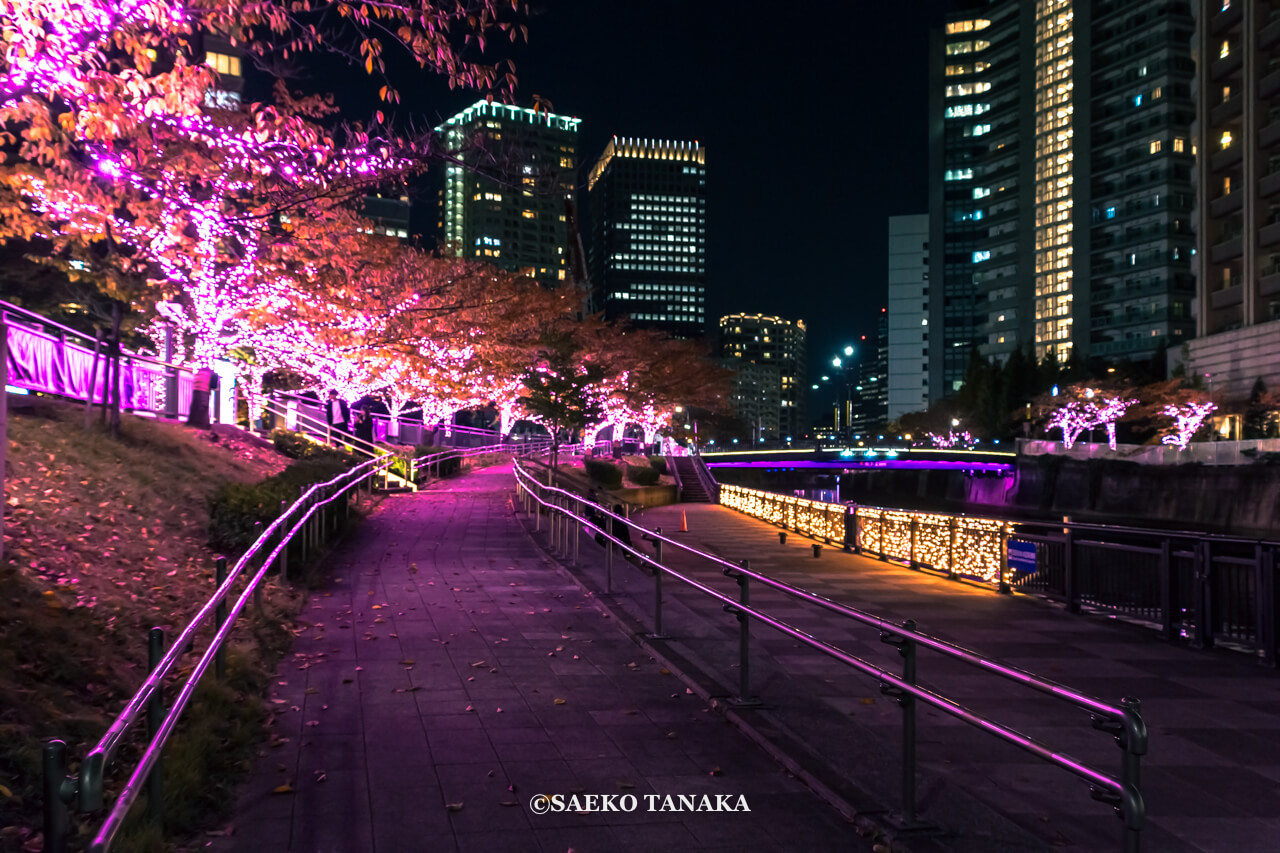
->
[887,214,932,421]
[719,314,808,440]
[1185,0,1280,400]
[434,100,581,290]
[587,137,708,338]
[928,0,1198,399]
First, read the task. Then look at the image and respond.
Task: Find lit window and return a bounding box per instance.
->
[1173,138,1185,153]
[945,168,974,181]
[1221,131,1233,148]
[1220,40,1230,58]
[1223,176,1232,195]
[973,187,991,199]
[1105,207,1117,219]
[205,52,242,76]
[1134,94,1143,107]
[522,210,535,219]
[1152,86,1162,99]
[972,250,991,263]
[1149,139,1162,154]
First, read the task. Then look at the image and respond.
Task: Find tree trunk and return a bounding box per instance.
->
[107,301,123,438]
[84,326,103,430]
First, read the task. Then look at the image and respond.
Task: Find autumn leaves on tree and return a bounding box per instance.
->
[0,0,727,438]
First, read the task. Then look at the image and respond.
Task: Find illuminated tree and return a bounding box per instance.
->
[1161,401,1217,450]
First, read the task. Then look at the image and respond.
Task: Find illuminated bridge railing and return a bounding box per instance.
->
[719,484,1013,590]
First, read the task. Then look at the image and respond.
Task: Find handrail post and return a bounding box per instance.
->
[1065,524,1080,613]
[605,512,614,593]
[43,740,70,853]
[909,516,918,570]
[947,517,958,579]
[880,619,920,827]
[279,500,291,583]
[1192,539,1214,649]
[723,559,756,705]
[643,528,665,638]
[1093,696,1147,853]
[147,627,165,830]
[998,525,1012,594]
[1260,545,1277,668]
[214,556,228,682]
[1159,538,1174,641]
[572,497,580,566]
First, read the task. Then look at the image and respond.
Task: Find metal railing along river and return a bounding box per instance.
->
[718,483,1280,666]
[512,460,1149,851]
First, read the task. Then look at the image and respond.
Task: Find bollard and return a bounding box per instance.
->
[779,531,787,545]
[812,543,821,558]
[147,627,165,829]
[214,556,228,682]
[43,740,69,853]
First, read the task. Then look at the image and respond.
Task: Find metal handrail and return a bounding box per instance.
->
[511,460,1147,851]
[0,298,188,374]
[43,451,398,853]
[263,394,388,461]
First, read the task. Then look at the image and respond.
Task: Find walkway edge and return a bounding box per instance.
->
[508,495,912,851]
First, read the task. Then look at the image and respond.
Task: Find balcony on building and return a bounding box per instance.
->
[1210,232,1244,262]
[1211,94,1244,125]
[1210,188,1245,215]
[1209,279,1244,309]
[1261,67,1280,100]
[1210,1,1243,35]
[1210,143,1244,172]
[1211,50,1243,81]
[1261,261,1280,297]
[1262,12,1280,48]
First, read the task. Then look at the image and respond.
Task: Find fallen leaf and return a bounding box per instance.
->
[553,698,567,705]
[709,766,723,777]
[272,783,294,794]
[445,802,464,812]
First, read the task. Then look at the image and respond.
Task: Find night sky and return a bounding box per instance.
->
[301,0,955,400]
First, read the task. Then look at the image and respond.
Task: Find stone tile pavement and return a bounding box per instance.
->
[211,466,860,853]
[578,501,1280,853]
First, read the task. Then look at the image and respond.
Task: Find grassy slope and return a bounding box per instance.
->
[0,398,296,851]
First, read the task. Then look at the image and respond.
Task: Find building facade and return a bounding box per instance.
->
[850,309,890,436]
[887,214,932,420]
[587,137,707,337]
[435,100,580,289]
[719,313,808,439]
[719,359,782,442]
[1186,0,1280,400]
[930,0,1197,382]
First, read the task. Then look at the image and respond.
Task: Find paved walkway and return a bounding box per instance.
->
[214,466,858,853]
[583,502,1280,853]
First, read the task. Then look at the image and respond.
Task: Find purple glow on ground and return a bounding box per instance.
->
[706,460,1014,473]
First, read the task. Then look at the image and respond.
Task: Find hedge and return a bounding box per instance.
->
[270,429,357,465]
[646,455,668,476]
[583,457,623,489]
[627,463,660,486]
[207,457,355,552]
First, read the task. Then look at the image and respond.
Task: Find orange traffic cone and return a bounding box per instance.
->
[679,510,689,533]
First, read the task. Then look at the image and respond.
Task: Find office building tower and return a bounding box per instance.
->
[719,314,807,439]
[1186,0,1280,400]
[851,309,890,435]
[435,100,580,289]
[887,214,932,420]
[930,0,1196,385]
[360,194,412,240]
[201,33,244,111]
[587,137,707,337]
[719,359,782,442]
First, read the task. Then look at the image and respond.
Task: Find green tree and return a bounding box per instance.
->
[519,329,605,471]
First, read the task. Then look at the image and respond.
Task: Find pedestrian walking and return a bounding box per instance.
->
[324,389,350,444]
[187,365,218,429]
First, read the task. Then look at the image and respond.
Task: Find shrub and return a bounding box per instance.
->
[270,428,313,459]
[628,463,660,486]
[583,457,623,489]
[646,455,668,475]
[207,457,355,552]
[414,447,463,478]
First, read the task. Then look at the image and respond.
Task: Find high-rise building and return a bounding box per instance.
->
[360,194,412,240]
[435,100,580,289]
[929,1,1197,384]
[887,214,932,420]
[850,309,890,436]
[718,359,782,442]
[1186,0,1280,400]
[587,137,707,337]
[718,314,807,439]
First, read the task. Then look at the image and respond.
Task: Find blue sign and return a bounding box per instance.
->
[1007,539,1037,574]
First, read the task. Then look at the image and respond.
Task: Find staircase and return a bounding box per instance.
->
[671,456,713,503]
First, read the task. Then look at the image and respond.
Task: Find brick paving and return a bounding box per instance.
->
[213,466,859,853]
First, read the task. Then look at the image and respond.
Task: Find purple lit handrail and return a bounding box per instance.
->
[512,461,1139,803]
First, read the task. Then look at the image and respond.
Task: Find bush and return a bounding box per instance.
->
[628,463,660,486]
[270,429,358,465]
[207,457,355,552]
[414,446,462,478]
[583,457,623,489]
[646,455,668,475]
